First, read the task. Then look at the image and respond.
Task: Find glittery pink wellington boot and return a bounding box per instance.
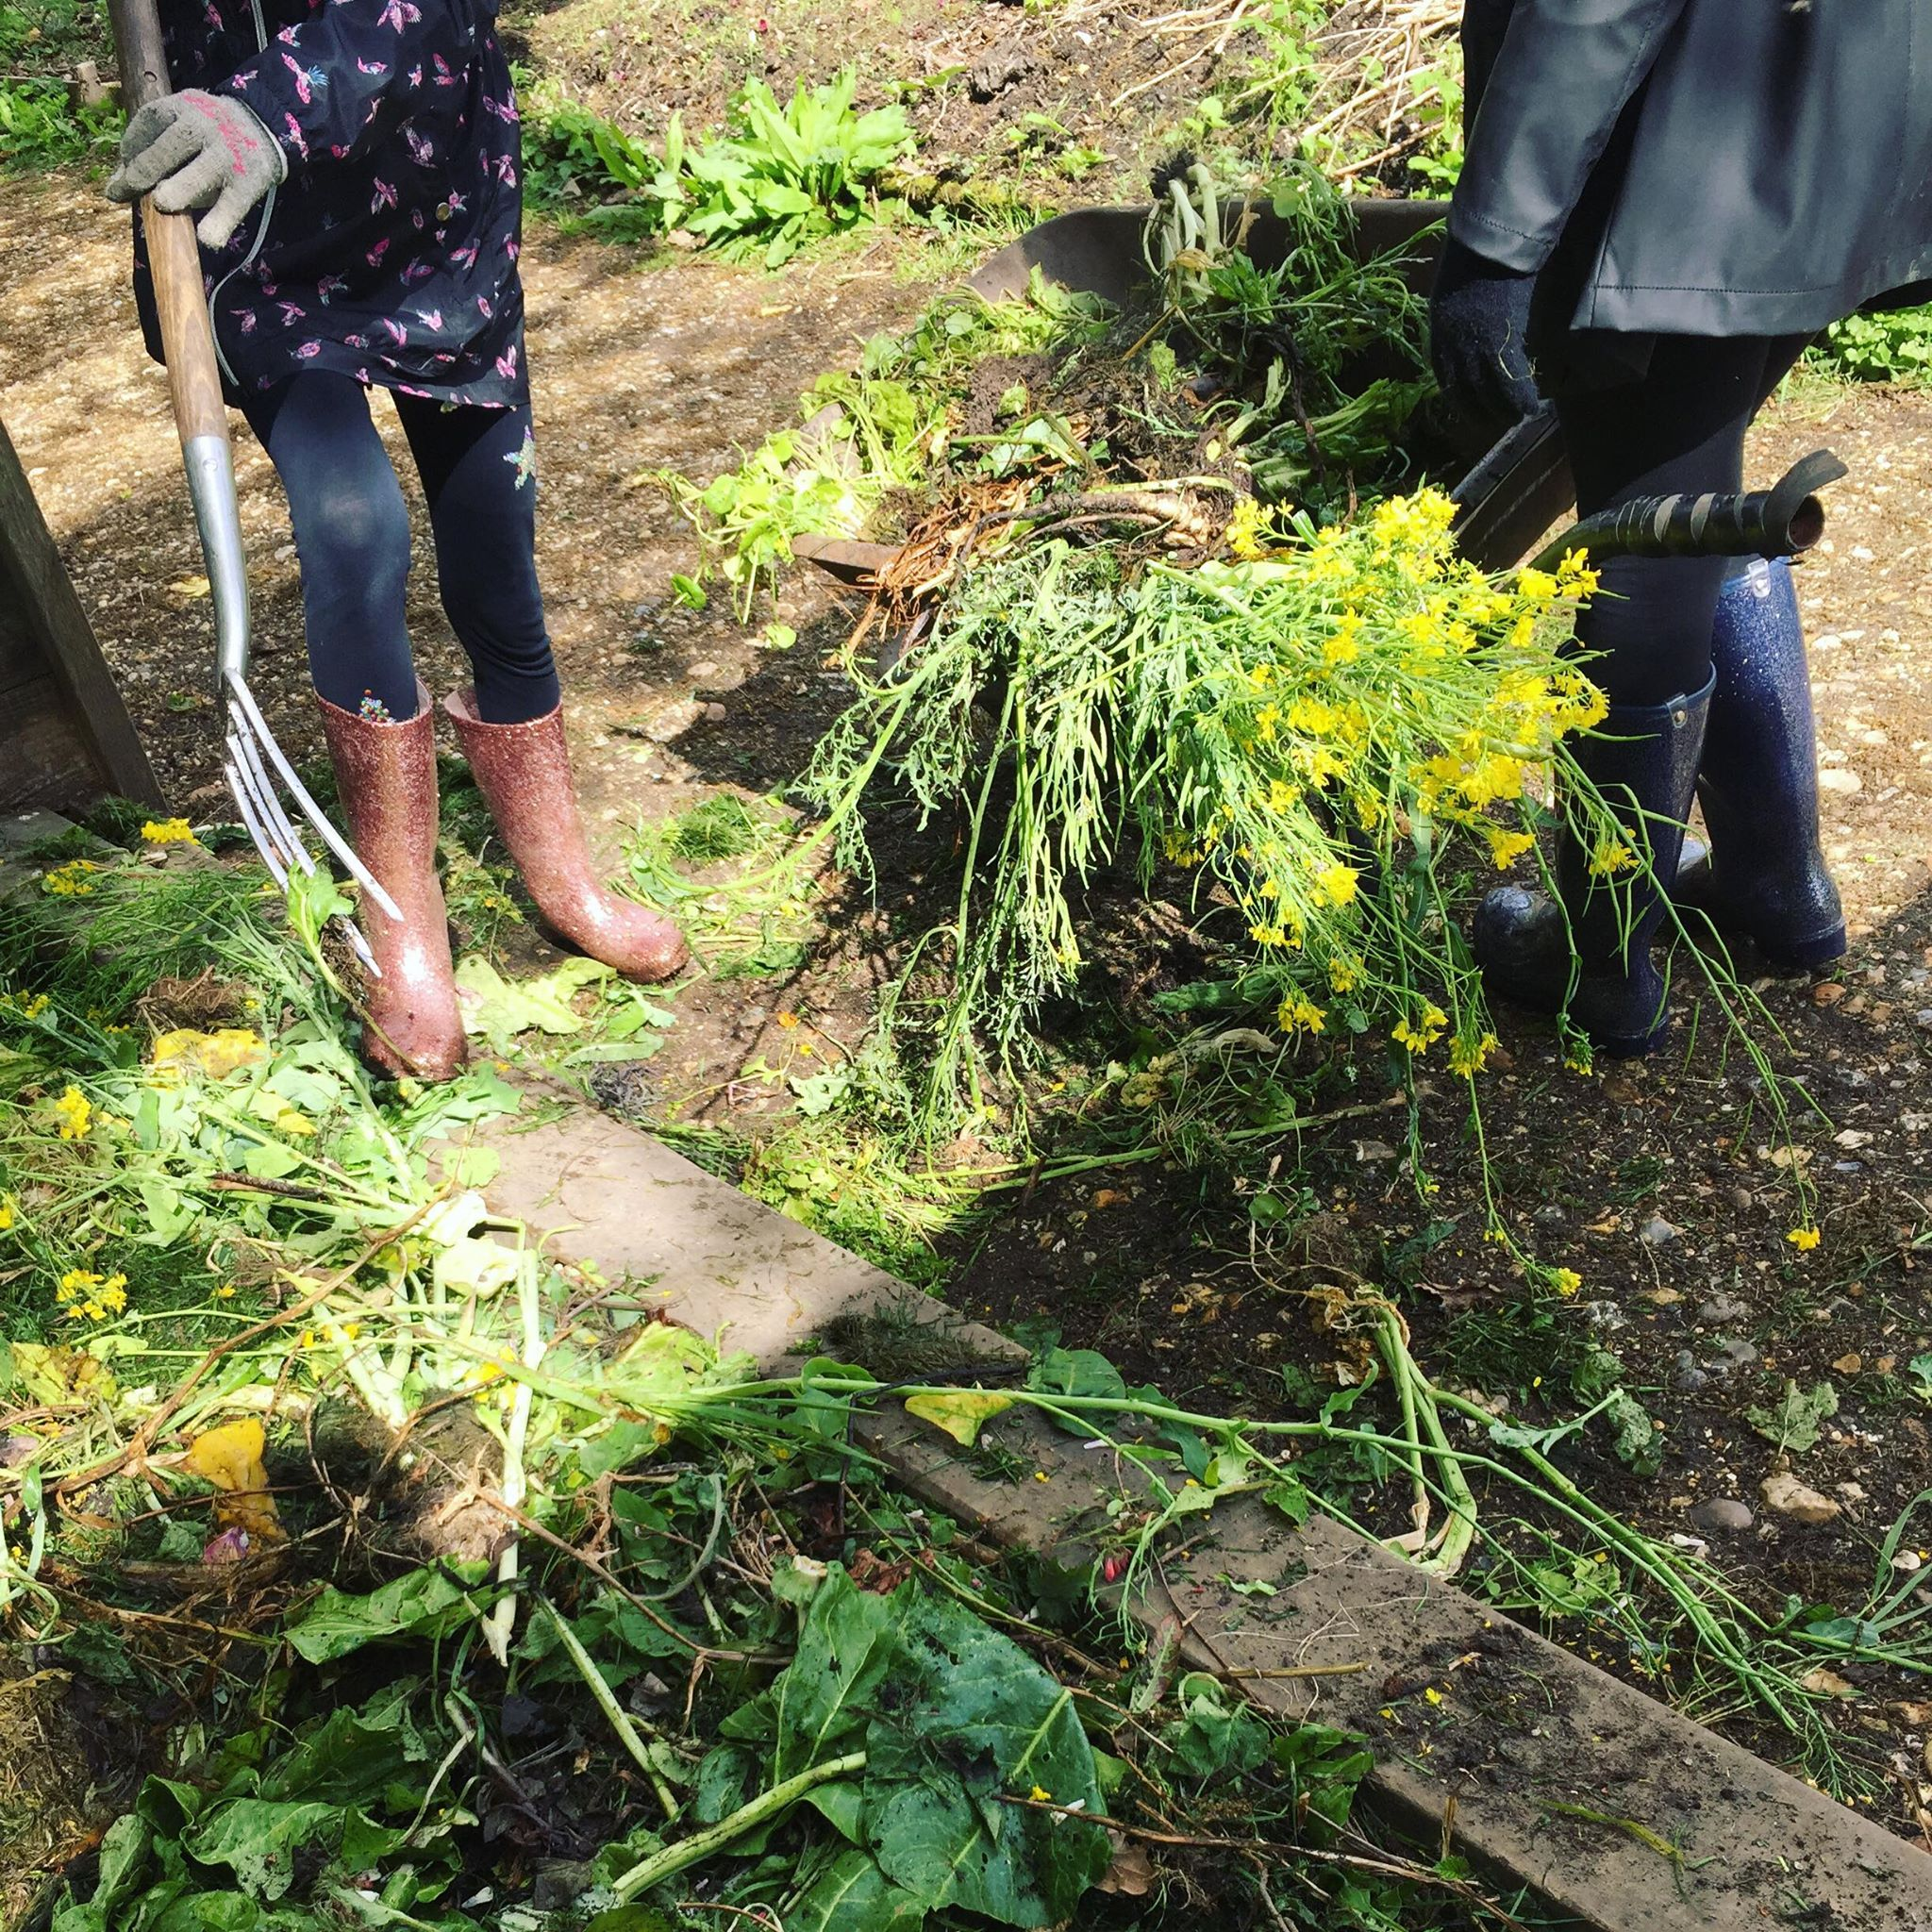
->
[316,682,467,1080]
[441,690,689,982]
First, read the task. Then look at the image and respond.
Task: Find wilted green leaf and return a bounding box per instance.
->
[1745,1379,1839,1455]
[287,1563,488,1663]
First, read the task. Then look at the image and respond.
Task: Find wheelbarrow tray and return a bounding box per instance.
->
[966,196,1571,573]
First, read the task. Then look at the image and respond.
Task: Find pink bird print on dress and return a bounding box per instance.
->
[491,154,517,187]
[442,189,467,215]
[317,274,347,305]
[494,342,518,381]
[235,311,258,334]
[402,258,435,284]
[448,242,478,269]
[432,53,458,86]
[281,113,309,159]
[371,177,398,214]
[406,64,422,88]
[356,57,387,75]
[481,94,518,123]
[504,237,519,259]
[475,294,492,318]
[382,318,408,346]
[377,0,420,32]
[344,333,369,349]
[413,308,443,329]
[405,125,434,166]
[276,300,308,326]
[365,237,390,268]
[280,53,327,104]
[295,341,322,359]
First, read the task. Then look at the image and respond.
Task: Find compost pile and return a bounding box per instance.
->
[667,163,1614,1159]
[0,830,1540,1932]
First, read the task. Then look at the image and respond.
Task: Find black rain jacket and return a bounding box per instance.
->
[1453,0,1932,341]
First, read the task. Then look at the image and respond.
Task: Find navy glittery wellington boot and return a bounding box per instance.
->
[1674,558,1845,969]
[1474,672,1713,1056]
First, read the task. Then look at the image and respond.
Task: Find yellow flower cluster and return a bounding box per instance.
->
[0,990,50,1021]
[42,859,99,897]
[1152,489,1608,1074]
[58,1267,128,1321]
[140,817,199,846]
[50,1086,92,1141]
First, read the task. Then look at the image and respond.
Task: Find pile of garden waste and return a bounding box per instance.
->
[0,824,1553,1931]
[660,163,1672,1241]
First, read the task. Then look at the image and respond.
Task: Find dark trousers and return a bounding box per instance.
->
[1555,333,1811,707]
[242,373,561,724]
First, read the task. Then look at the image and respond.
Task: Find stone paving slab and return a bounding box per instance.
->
[477,1099,1932,1932]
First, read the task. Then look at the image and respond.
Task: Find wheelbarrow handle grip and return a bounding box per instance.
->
[1526,448,1850,574]
[108,0,251,688]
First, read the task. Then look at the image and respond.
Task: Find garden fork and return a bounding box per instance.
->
[108,0,398,970]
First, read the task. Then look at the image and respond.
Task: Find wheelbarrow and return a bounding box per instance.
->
[796,198,1840,593]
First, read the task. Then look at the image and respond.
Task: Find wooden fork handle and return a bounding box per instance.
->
[107,0,232,450]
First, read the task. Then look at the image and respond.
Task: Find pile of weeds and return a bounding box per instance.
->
[0,836,1527,1932]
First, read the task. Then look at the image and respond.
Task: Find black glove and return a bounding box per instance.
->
[1428,234,1542,435]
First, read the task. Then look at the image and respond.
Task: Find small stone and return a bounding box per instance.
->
[1760,1472,1841,1524]
[686,659,720,678]
[1533,1204,1567,1227]
[1670,1352,1708,1393]
[1728,1187,1756,1212]
[1832,1352,1864,1375]
[1697,1294,1750,1327]
[1818,767,1863,795]
[703,702,729,723]
[1838,1482,1868,1503]
[1640,1216,1679,1247]
[1688,1497,1755,1533]
[1709,1338,1760,1372]
[1812,981,1847,1006]
[1352,1140,1396,1163]
[1894,1551,1923,1574]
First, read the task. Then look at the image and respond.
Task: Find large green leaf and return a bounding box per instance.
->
[864,1593,1108,1925]
[182,1798,341,1902]
[773,1567,907,1776]
[286,1563,486,1663]
[789,1849,925,1932]
[256,1684,432,1805]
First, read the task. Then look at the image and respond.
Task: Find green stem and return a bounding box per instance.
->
[612,1750,869,1901]
[538,1598,681,1822]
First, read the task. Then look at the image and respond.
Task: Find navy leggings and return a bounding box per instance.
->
[242,373,560,725]
[1555,333,1810,708]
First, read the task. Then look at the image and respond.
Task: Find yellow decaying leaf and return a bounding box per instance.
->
[6,1342,118,1406]
[150,1028,270,1081]
[166,575,210,599]
[904,1389,1015,1447]
[182,1417,284,1542]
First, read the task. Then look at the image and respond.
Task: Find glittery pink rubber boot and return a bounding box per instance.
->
[441,689,689,983]
[317,682,467,1081]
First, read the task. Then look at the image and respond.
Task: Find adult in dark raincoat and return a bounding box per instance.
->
[1430,0,1932,1055]
[108,0,685,1083]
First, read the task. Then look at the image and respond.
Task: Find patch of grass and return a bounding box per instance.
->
[665,793,763,865]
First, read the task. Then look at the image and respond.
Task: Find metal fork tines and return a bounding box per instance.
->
[221,673,397,976]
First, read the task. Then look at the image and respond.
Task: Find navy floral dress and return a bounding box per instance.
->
[136,0,528,408]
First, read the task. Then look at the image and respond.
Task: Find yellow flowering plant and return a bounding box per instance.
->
[803,486,1616,1130]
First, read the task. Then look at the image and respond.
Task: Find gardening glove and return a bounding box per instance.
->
[106,89,286,250]
[1428,233,1542,436]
